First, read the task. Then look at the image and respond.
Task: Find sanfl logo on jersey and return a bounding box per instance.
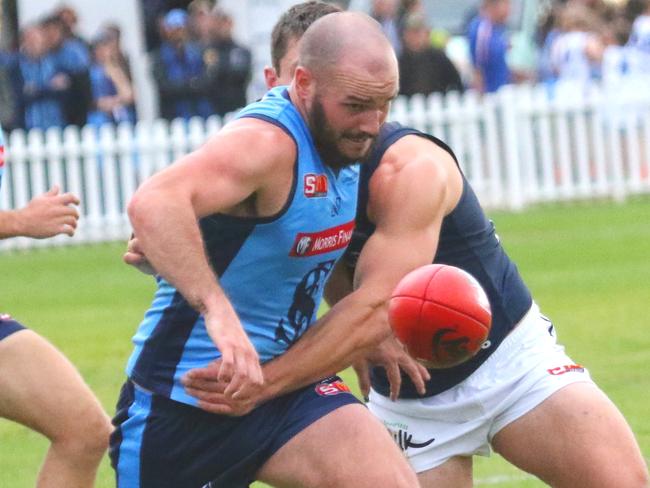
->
[304,173,328,197]
[315,379,351,396]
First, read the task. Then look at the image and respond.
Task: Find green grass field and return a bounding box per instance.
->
[1,197,649,487]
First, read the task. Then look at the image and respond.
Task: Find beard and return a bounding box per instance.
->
[307,95,377,170]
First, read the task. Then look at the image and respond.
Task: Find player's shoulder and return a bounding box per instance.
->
[372,133,462,213]
[380,134,456,179]
[204,117,296,166]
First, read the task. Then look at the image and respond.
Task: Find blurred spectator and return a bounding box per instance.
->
[55,4,89,51]
[0,66,18,130]
[205,8,252,116]
[538,3,564,83]
[103,23,133,82]
[467,0,512,93]
[399,0,423,16]
[152,9,213,121]
[398,13,464,97]
[625,0,648,22]
[627,0,650,54]
[87,30,136,127]
[371,0,402,55]
[568,0,616,23]
[0,51,20,130]
[41,14,91,127]
[549,3,605,84]
[188,0,215,48]
[16,25,68,130]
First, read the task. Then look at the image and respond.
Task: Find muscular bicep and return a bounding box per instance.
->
[353,145,452,300]
[134,119,293,218]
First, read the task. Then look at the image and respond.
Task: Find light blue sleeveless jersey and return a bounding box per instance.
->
[126,87,360,405]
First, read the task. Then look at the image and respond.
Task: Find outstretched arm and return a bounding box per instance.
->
[0,185,79,240]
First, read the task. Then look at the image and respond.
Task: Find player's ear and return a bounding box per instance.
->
[263,66,278,90]
[293,66,314,99]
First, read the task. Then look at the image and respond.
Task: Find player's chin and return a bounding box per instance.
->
[340,138,373,160]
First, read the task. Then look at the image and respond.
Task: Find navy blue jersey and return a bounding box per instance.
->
[126,86,359,406]
[346,122,532,397]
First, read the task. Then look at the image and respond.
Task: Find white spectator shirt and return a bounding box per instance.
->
[628,14,650,53]
[550,31,599,83]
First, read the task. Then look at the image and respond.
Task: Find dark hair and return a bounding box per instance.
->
[40,15,65,29]
[270,1,341,72]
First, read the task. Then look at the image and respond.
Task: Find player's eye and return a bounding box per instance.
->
[345,103,366,112]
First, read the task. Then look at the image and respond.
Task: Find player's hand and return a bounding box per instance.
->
[17,186,80,238]
[123,235,157,275]
[182,359,260,416]
[359,335,430,401]
[204,313,264,401]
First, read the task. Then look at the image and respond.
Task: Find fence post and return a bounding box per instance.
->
[515,85,539,203]
[498,86,524,210]
[553,87,575,200]
[462,91,486,198]
[80,125,103,242]
[45,127,68,247]
[481,93,503,207]
[117,122,138,237]
[62,126,87,243]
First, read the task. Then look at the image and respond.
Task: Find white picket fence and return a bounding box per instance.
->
[1,81,650,252]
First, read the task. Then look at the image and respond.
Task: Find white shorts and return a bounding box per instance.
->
[368,303,594,473]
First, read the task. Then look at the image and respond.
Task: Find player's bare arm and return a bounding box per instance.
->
[185,135,463,413]
[128,118,296,397]
[0,185,79,239]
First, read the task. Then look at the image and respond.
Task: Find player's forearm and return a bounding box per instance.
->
[0,209,22,239]
[127,190,221,314]
[262,290,391,399]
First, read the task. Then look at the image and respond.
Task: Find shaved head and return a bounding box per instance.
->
[298,11,397,80]
[290,11,398,168]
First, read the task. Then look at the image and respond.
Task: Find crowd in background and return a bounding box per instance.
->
[0,1,252,131]
[0,0,649,132]
[372,0,650,95]
[536,0,650,89]
[149,3,251,121]
[0,5,136,132]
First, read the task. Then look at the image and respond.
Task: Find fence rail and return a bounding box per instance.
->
[2,81,650,252]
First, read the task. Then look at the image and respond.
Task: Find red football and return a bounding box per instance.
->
[388,264,492,369]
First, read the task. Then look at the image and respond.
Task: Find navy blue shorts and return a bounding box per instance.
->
[110,376,360,488]
[0,317,26,341]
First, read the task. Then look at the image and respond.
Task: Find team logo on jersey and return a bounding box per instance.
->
[304,173,328,197]
[290,220,355,257]
[315,378,351,396]
[547,364,585,376]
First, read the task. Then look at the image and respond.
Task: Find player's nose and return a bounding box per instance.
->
[358,110,384,137]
